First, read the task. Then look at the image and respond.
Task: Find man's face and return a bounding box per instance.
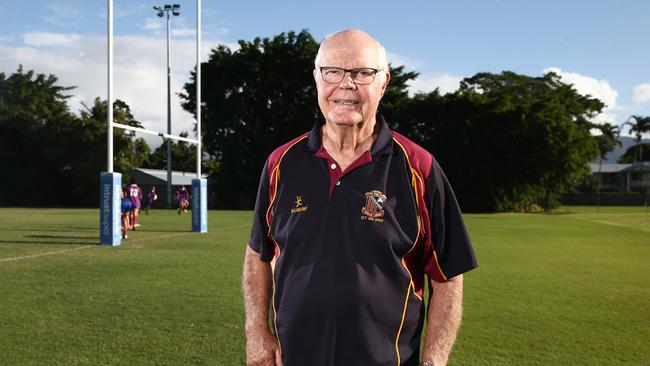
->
[314,35,390,128]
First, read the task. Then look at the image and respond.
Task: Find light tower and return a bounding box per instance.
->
[153,4,180,207]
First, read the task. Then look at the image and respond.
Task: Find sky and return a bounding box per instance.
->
[1,0,649,148]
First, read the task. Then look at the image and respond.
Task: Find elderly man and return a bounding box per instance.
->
[243,29,477,366]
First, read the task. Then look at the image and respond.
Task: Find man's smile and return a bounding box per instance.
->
[333,99,359,105]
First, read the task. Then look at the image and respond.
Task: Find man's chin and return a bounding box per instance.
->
[326,112,363,127]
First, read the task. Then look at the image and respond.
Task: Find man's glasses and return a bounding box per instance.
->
[319,66,383,85]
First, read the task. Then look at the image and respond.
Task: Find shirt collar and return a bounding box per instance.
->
[304,115,394,157]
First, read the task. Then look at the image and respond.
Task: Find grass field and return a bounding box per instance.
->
[0,207,648,365]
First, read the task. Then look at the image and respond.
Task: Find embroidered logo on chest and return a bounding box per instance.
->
[361,190,386,222]
[290,196,308,214]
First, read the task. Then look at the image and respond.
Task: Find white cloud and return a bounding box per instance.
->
[204,25,231,37]
[173,28,197,38]
[407,73,463,96]
[143,18,164,31]
[46,2,83,18]
[0,32,233,148]
[114,4,147,18]
[386,52,423,70]
[142,17,197,38]
[42,15,75,27]
[385,53,463,96]
[23,32,82,48]
[543,67,619,124]
[43,2,84,27]
[632,83,650,104]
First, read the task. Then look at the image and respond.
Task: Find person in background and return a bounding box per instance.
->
[175,185,190,215]
[144,186,158,215]
[127,181,143,229]
[120,187,132,240]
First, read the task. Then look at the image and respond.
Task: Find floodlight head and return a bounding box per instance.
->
[153,5,164,17]
[164,4,172,10]
[172,4,180,16]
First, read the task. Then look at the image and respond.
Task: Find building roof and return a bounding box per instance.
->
[131,168,208,185]
[590,162,650,174]
[621,162,650,172]
[590,163,630,173]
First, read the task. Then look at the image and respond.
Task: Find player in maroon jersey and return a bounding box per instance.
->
[127,182,143,229]
[175,185,190,215]
[144,186,158,215]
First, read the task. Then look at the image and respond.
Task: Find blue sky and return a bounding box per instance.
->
[1,0,649,144]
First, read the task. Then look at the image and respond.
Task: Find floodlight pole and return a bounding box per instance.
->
[154,4,180,207]
[165,8,173,208]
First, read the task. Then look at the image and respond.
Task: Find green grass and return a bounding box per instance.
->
[0,207,648,365]
[0,208,250,365]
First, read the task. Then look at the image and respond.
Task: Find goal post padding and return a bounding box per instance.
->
[192,178,208,233]
[100,172,122,246]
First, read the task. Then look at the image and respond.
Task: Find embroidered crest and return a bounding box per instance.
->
[290,196,308,214]
[361,190,386,218]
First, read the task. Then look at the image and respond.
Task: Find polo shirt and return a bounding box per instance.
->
[248,116,477,365]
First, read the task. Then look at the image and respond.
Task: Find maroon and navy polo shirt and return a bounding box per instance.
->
[248,116,477,365]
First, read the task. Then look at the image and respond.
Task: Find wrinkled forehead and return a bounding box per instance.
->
[321,46,382,68]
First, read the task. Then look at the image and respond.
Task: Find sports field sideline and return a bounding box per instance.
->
[0,207,648,365]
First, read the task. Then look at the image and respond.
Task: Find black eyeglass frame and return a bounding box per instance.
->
[318,66,384,85]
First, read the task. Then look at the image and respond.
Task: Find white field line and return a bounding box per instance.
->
[571,215,650,233]
[0,245,94,263]
[0,224,251,263]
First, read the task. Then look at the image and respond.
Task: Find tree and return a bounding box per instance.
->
[377,64,419,130]
[80,97,151,184]
[622,115,650,162]
[400,71,603,212]
[0,66,79,206]
[595,123,622,162]
[145,131,204,172]
[593,123,622,208]
[618,143,650,163]
[0,66,151,206]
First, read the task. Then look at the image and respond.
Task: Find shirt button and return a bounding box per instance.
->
[336,181,341,186]
[330,163,337,169]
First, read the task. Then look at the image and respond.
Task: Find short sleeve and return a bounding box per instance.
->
[424,158,478,281]
[247,159,276,262]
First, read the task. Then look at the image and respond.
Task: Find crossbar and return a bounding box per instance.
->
[113,122,200,144]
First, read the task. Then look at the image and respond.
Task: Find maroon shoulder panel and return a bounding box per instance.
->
[392,132,447,297]
[265,132,310,259]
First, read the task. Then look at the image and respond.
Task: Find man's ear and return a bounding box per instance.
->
[380,71,391,96]
[313,69,319,83]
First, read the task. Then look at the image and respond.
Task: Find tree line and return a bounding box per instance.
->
[2,30,647,211]
[0,67,198,206]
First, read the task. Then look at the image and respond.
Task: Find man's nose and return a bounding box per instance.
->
[339,72,357,89]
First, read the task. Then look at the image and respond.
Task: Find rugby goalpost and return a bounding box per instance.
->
[100,0,207,246]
